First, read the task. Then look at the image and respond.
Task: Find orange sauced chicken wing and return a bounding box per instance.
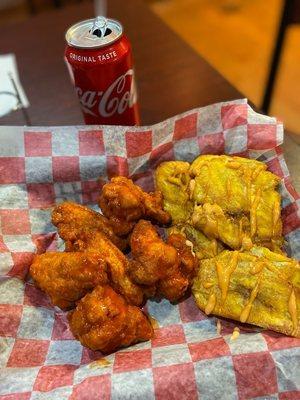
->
[71,230,145,306]
[52,201,127,251]
[129,220,198,302]
[30,251,108,310]
[129,220,179,286]
[158,233,198,301]
[98,177,171,236]
[68,285,153,353]
[167,233,197,280]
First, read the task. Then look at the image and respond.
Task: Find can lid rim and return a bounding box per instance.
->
[65,17,123,49]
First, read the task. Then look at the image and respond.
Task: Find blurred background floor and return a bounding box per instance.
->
[1,0,300,137]
[149,0,300,136]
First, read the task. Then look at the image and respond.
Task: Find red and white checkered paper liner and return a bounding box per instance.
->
[0,99,300,400]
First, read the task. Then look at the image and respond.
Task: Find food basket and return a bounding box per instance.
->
[0,99,299,399]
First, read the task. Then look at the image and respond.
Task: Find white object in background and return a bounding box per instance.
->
[0,53,29,118]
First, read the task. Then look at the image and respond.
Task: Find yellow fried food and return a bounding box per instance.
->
[30,252,108,309]
[168,224,223,260]
[155,161,223,259]
[155,155,283,253]
[191,204,251,250]
[192,246,300,337]
[190,155,269,212]
[52,201,127,251]
[68,285,153,353]
[190,155,282,249]
[155,161,192,224]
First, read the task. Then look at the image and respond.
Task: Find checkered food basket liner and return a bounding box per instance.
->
[0,99,299,400]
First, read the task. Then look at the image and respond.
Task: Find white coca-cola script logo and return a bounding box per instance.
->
[75,69,137,118]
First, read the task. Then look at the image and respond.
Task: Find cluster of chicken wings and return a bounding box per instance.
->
[30,177,198,353]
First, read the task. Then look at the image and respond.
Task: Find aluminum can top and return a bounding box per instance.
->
[65,16,123,49]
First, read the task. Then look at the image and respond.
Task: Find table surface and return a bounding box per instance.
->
[0,0,298,190]
[0,0,242,126]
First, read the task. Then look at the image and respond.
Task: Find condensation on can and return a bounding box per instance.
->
[65,16,140,126]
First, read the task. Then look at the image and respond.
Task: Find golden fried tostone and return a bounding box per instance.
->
[155,155,283,253]
[155,161,192,224]
[190,155,283,250]
[192,246,300,337]
[168,224,224,260]
[155,160,225,258]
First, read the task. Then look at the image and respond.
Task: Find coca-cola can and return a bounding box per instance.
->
[65,16,140,125]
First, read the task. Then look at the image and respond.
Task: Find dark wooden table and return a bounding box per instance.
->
[0,0,241,126]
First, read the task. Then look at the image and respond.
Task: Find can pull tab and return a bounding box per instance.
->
[91,16,111,37]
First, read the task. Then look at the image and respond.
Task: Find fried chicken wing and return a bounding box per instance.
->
[72,231,144,306]
[192,247,300,337]
[68,285,153,353]
[52,201,127,251]
[30,252,108,309]
[129,220,179,286]
[129,220,198,302]
[98,177,171,235]
[167,233,197,280]
[158,233,198,301]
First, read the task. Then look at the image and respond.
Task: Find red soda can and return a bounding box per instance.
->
[65,16,140,125]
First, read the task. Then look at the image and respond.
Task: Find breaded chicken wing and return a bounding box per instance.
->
[72,231,144,306]
[167,233,197,280]
[52,201,127,251]
[157,233,198,301]
[30,252,108,309]
[192,247,300,337]
[129,220,179,286]
[129,220,198,302]
[68,285,153,353]
[98,177,171,235]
